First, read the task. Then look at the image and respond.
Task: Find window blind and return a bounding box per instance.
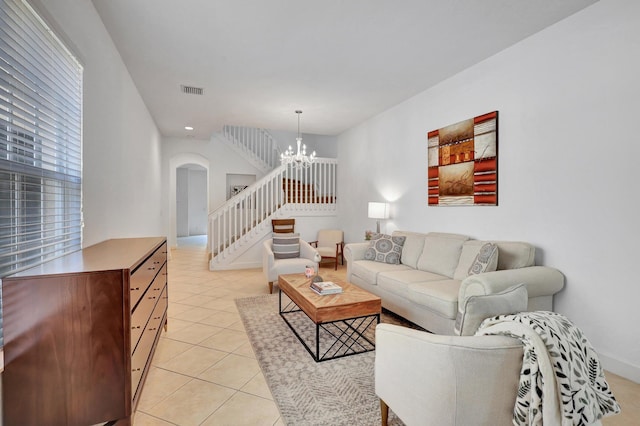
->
[0,0,83,344]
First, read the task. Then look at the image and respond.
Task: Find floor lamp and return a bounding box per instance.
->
[368,202,390,234]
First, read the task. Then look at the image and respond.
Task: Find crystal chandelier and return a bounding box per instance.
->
[280,110,316,168]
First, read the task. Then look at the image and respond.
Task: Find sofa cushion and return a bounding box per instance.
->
[364,234,406,264]
[454,283,528,336]
[272,233,300,259]
[406,279,461,319]
[350,260,411,285]
[494,241,535,270]
[416,232,469,278]
[378,269,448,298]
[393,231,426,269]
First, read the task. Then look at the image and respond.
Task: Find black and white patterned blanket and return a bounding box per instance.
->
[476,311,621,426]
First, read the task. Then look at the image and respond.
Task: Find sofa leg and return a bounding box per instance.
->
[380,399,388,426]
[268,281,274,294]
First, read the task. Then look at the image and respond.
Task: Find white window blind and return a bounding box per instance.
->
[0,1,82,276]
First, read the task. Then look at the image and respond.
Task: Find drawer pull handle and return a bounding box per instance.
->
[132,325,141,330]
[131,287,140,291]
[149,327,157,331]
[148,296,156,300]
[148,267,155,271]
[133,368,141,372]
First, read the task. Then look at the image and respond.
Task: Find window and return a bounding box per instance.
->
[0,0,83,345]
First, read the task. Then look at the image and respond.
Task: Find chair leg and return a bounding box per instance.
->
[380,399,389,426]
[268,281,274,294]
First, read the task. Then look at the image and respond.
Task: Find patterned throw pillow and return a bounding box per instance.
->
[468,243,498,275]
[364,234,406,264]
[272,233,300,259]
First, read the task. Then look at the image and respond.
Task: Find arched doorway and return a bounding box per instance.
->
[169,153,210,249]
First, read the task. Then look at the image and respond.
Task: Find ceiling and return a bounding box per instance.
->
[91,0,596,139]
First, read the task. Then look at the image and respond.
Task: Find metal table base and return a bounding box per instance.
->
[279,290,380,362]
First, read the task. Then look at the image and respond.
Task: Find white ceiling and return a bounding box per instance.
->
[91,0,597,139]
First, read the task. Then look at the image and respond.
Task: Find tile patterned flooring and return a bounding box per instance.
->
[134,238,639,425]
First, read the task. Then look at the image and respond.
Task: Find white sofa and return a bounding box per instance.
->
[344,231,564,334]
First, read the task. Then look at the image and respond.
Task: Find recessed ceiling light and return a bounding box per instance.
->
[184,126,194,131]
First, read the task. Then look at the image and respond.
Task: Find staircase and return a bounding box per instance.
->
[208,158,338,270]
[221,125,281,173]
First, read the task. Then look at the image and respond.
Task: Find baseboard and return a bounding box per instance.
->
[600,352,640,384]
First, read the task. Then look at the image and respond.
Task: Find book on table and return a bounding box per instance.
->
[310,281,343,295]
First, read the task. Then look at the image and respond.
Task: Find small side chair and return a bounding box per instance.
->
[310,229,344,270]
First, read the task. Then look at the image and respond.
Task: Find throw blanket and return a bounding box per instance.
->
[476,311,620,426]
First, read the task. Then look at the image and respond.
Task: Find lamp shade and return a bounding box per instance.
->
[368,202,390,219]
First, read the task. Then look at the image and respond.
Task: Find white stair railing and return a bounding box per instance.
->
[222,125,281,170]
[208,158,338,266]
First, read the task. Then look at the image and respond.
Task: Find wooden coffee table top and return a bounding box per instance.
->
[278,274,381,324]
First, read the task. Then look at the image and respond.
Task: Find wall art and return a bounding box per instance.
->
[230,184,248,198]
[427,111,498,206]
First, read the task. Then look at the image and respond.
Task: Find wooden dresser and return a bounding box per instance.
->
[1,237,168,426]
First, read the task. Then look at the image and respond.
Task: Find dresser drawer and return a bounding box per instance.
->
[131,286,166,401]
[130,243,167,309]
[130,266,166,352]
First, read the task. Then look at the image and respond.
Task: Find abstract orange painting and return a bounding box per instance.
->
[427,111,498,206]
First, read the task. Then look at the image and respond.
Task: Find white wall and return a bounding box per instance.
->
[337,0,640,382]
[187,168,208,235]
[34,0,163,246]
[161,137,266,247]
[176,168,189,236]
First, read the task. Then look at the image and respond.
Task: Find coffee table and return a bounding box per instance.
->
[278,273,382,362]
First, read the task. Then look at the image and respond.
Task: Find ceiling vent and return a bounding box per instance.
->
[180,85,204,95]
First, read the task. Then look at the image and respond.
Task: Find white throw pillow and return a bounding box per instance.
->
[454,283,528,336]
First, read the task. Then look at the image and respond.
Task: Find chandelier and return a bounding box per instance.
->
[280,110,316,168]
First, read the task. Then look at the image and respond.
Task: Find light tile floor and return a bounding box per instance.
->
[135,237,639,425]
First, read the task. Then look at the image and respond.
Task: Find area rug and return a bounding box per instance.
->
[235,294,408,426]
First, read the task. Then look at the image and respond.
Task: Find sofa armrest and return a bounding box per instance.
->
[375,323,522,425]
[459,266,565,303]
[344,242,369,263]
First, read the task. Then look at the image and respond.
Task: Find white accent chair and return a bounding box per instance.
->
[262,238,319,294]
[376,283,527,425]
[375,324,523,426]
[310,229,344,270]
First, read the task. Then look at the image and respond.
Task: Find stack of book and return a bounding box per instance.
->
[310,281,343,295]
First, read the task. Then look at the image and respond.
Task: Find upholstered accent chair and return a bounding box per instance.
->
[262,237,319,294]
[310,229,344,270]
[376,324,523,426]
[376,283,527,425]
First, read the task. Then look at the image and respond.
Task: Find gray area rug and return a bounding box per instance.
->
[236,293,408,426]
